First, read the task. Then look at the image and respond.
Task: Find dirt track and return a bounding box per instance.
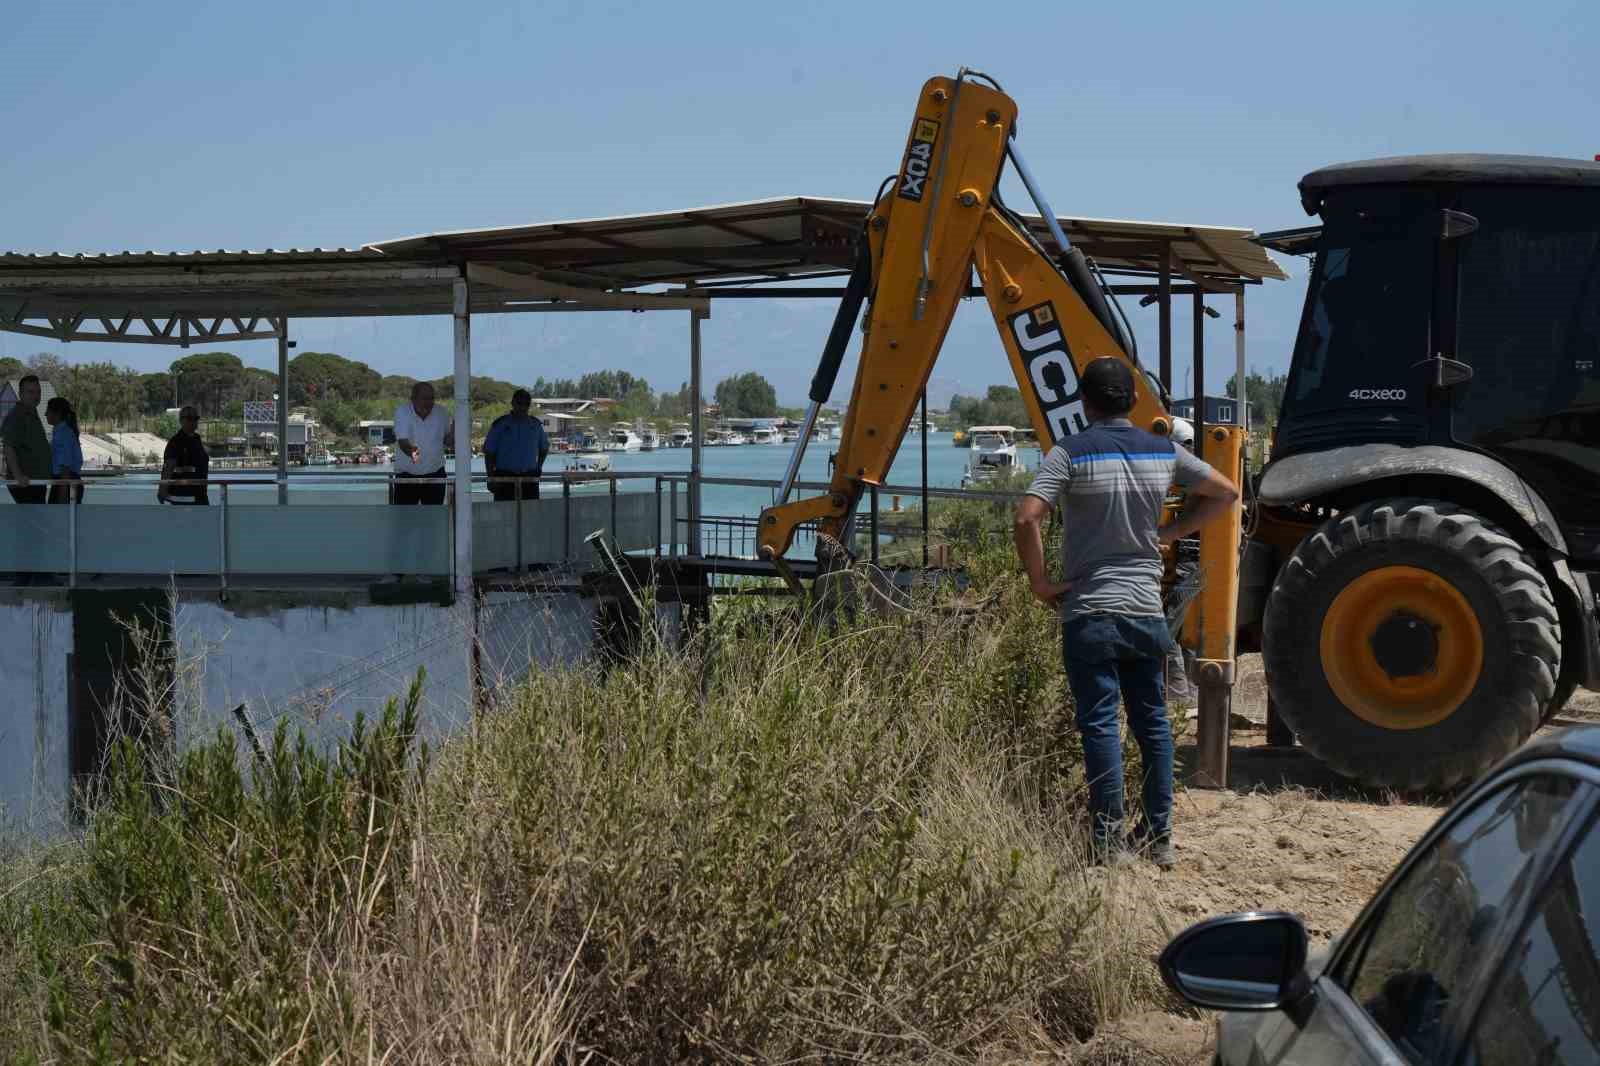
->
[1052,650,1600,1064]
[1055,654,1485,1063]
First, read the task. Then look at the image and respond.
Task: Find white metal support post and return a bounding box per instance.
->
[688,304,706,557]
[453,276,473,601]
[276,318,290,504]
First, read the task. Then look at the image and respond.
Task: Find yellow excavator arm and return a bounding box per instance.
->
[759,73,1171,561]
[757,70,1243,782]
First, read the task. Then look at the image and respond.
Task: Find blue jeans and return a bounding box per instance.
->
[1061,613,1175,846]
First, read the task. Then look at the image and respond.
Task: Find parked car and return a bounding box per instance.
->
[1159,726,1600,1065]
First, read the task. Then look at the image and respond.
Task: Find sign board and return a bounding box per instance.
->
[242,401,277,424]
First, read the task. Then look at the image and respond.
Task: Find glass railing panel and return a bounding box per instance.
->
[519,499,566,564]
[0,503,72,571]
[228,504,450,576]
[470,501,517,572]
[77,504,223,575]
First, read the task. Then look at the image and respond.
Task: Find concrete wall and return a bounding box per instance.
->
[1,584,639,838]
[0,597,72,836]
[174,592,477,754]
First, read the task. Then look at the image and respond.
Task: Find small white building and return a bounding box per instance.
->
[355,420,395,447]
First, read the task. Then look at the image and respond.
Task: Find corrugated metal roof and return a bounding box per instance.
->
[0,196,1285,334]
[370,195,1287,286]
[0,248,383,266]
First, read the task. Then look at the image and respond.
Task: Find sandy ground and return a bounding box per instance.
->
[1055,653,1497,1063]
[1065,754,1445,1064]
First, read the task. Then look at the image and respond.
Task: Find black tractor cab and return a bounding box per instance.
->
[1274,153,1600,562]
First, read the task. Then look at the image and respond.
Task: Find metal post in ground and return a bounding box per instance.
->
[1235,289,1247,431]
[276,320,290,505]
[869,484,880,566]
[563,478,572,562]
[219,483,229,596]
[920,390,929,569]
[1158,245,1173,394]
[68,485,77,589]
[1193,292,1207,446]
[451,275,474,602]
[689,305,706,557]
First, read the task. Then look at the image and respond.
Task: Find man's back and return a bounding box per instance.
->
[485,414,547,471]
[1025,418,1209,619]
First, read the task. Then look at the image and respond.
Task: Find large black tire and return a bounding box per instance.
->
[1263,499,1561,791]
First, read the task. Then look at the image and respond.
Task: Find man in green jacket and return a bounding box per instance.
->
[2,375,51,505]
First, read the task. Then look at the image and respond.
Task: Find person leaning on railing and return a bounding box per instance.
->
[1,374,50,505]
[484,388,550,502]
[158,406,210,505]
[45,396,84,504]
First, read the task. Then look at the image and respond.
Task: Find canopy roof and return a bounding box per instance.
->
[370,195,1286,288]
[0,196,1284,345]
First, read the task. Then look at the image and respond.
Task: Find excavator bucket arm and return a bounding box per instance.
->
[758,75,1015,567]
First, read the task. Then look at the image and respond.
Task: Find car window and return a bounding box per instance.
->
[1337,775,1581,1064]
[1461,814,1600,1065]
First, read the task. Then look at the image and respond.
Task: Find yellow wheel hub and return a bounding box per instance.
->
[1319,565,1484,730]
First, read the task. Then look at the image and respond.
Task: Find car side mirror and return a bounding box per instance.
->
[1158,911,1310,1012]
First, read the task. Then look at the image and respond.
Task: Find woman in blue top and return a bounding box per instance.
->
[44,396,84,504]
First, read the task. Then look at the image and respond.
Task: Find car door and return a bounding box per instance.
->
[1227,770,1590,1066]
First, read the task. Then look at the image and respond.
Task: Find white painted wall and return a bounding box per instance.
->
[0,597,72,837]
[2,588,630,838]
[174,598,476,755]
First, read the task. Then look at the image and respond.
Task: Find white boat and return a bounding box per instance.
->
[603,423,643,452]
[749,426,782,445]
[781,429,800,443]
[722,430,749,446]
[669,424,693,448]
[566,452,612,473]
[960,425,1020,488]
[639,426,660,451]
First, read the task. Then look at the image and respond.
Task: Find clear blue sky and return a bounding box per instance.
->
[3,1,1594,407]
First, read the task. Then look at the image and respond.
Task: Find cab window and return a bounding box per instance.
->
[1284,187,1436,417]
[1335,775,1583,1063]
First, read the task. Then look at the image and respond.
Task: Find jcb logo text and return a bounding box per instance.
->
[897,118,940,201]
[1009,302,1087,444]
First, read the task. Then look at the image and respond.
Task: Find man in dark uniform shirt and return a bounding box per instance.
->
[158,406,210,505]
[484,389,551,501]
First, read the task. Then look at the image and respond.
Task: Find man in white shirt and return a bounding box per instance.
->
[391,381,450,505]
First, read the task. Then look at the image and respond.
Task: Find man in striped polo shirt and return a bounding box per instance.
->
[1014,358,1238,867]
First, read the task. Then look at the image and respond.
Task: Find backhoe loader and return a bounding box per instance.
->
[758,69,1600,792]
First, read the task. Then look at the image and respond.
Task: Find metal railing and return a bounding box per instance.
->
[0,471,670,589]
[2,467,1027,587]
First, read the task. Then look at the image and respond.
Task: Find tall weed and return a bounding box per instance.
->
[2,560,1174,1063]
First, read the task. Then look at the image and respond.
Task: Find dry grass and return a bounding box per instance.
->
[0,552,1208,1063]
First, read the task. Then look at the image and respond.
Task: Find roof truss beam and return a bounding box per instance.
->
[0,312,285,346]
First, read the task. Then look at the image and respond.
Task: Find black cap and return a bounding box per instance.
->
[1081,357,1136,415]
